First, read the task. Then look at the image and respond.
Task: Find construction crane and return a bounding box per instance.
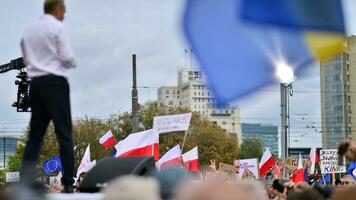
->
[0,58,30,112]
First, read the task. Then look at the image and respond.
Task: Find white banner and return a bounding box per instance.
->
[6,172,19,183]
[237,158,259,178]
[320,149,346,174]
[153,113,192,134]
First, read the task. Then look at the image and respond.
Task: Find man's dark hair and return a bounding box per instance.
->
[287,188,323,200]
[44,0,64,14]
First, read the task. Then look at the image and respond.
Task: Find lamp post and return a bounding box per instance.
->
[276,60,294,178]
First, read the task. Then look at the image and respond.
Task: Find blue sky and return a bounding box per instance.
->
[1,0,356,148]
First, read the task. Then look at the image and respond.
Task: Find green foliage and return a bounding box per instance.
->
[10,101,240,173]
[0,170,6,185]
[6,142,25,172]
[239,138,263,159]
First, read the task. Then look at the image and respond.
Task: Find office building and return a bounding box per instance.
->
[320,36,356,149]
[158,69,241,143]
[241,123,278,156]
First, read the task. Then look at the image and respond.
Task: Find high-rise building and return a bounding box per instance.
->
[241,123,279,156]
[320,36,356,149]
[158,69,241,143]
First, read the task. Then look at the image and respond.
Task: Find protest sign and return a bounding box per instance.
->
[237,158,259,178]
[320,149,346,174]
[6,172,19,183]
[153,113,192,134]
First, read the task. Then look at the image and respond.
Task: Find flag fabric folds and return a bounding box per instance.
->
[183,0,345,106]
[240,0,345,33]
[115,129,159,160]
[259,148,275,176]
[76,145,94,178]
[292,154,305,183]
[348,161,356,176]
[182,146,199,172]
[308,147,319,174]
[320,173,331,184]
[156,144,183,170]
[43,156,63,176]
[99,130,116,149]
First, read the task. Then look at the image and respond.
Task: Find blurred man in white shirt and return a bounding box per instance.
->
[20,0,76,193]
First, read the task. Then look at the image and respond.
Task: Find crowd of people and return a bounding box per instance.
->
[1,159,356,200]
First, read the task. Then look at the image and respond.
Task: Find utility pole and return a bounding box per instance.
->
[131,54,140,133]
[281,83,292,177]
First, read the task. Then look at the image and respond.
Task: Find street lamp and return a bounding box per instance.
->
[275,59,295,177]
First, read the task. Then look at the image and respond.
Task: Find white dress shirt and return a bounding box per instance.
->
[21,14,76,79]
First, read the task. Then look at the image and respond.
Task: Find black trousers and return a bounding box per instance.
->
[21,74,74,185]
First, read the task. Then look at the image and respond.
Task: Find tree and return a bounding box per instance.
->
[9,101,239,173]
[239,138,263,159]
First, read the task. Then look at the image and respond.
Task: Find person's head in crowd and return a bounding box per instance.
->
[0,184,13,200]
[331,185,356,200]
[102,175,160,200]
[268,167,273,174]
[44,0,66,21]
[294,182,310,192]
[341,175,355,186]
[312,182,335,200]
[286,188,323,200]
[151,167,190,200]
[338,139,356,161]
[172,180,267,200]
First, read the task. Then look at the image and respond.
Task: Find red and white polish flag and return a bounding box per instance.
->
[308,147,319,174]
[292,154,305,183]
[99,130,116,149]
[115,129,159,160]
[259,148,275,176]
[182,146,199,172]
[156,144,183,170]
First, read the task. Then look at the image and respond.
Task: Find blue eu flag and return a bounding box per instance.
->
[43,156,63,176]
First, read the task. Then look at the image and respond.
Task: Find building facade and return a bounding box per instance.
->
[0,136,19,169]
[158,69,241,143]
[241,123,279,156]
[320,36,356,149]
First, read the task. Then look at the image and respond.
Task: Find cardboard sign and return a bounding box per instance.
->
[237,158,259,178]
[6,172,19,183]
[219,162,235,173]
[153,113,192,134]
[320,149,346,174]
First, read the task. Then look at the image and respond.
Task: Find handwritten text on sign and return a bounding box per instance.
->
[153,113,192,134]
[320,149,346,174]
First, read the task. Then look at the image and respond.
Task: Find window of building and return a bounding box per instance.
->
[336,116,343,123]
[202,92,204,96]
[166,90,169,94]
[172,90,175,94]
[168,101,174,105]
[166,96,169,98]
[222,121,227,125]
[189,71,193,75]
[177,90,180,95]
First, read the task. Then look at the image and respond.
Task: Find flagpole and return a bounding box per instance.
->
[182,130,189,151]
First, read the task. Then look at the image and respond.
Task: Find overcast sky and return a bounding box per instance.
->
[1,0,356,148]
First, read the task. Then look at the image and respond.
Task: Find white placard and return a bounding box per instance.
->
[320,149,346,174]
[6,172,19,183]
[237,158,259,178]
[153,113,192,134]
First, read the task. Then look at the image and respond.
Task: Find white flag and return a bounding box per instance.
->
[76,145,92,178]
